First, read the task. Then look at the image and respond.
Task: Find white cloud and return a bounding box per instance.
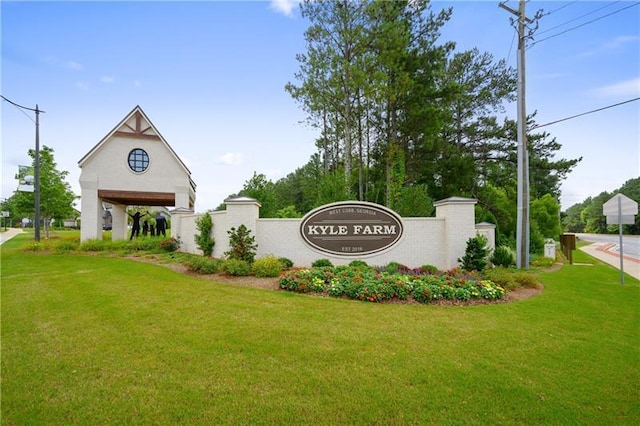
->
[593,77,640,98]
[76,81,89,90]
[579,35,640,58]
[66,60,83,71]
[536,72,568,80]
[217,152,245,165]
[101,75,115,84]
[269,0,299,17]
[603,35,640,50]
[45,57,84,70]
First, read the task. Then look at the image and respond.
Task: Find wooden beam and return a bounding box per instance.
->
[135,111,142,133]
[113,131,161,141]
[98,189,175,206]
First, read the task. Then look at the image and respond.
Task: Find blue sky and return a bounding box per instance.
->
[2,0,638,213]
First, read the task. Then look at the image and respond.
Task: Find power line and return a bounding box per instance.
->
[542,1,578,18]
[0,94,39,123]
[533,97,640,129]
[529,2,639,48]
[0,94,42,112]
[506,27,517,65]
[536,1,620,36]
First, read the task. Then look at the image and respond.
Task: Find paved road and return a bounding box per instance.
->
[576,233,640,259]
[576,233,640,280]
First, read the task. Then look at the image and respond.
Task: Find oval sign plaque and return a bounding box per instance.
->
[300,201,404,257]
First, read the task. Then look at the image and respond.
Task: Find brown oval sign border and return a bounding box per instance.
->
[300,201,404,257]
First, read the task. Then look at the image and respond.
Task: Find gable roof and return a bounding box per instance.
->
[77,105,192,178]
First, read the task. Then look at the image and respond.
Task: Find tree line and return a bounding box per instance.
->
[562,178,639,235]
[9,1,621,251]
[225,0,581,253]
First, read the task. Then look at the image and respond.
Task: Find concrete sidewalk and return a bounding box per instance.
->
[0,228,23,245]
[579,242,640,281]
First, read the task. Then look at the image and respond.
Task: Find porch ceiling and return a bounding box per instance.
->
[98,190,175,207]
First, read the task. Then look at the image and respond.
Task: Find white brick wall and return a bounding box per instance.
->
[170,197,493,270]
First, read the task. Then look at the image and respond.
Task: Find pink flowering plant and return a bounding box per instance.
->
[159,237,181,252]
[278,263,506,304]
[279,268,332,293]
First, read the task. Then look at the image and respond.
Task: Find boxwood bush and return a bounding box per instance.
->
[311,258,333,267]
[491,245,515,267]
[278,257,294,269]
[224,259,251,276]
[252,256,284,278]
[186,256,224,274]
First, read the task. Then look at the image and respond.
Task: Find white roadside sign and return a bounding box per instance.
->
[602,193,638,285]
[603,193,638,218]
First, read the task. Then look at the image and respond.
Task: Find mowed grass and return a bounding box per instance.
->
[1,234,639,424]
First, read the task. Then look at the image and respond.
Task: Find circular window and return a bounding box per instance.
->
[128,148,149,173]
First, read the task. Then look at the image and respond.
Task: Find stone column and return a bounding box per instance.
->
[169,207,194,251]
[110,204,128,240]
[224,196,261,235]
[79,175,101,242]
[434,197,478,269]
[475,222,496,251]
[174,185,191,210]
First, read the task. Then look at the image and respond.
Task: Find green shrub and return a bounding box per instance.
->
[225,225,257,263]
[252,256,284,278]
[349,260,368,268]
[311,258,333,268]
[483,267,538,290]
[531,255,555,268]
[529,224,546,255]
[483,267,519,291]
[459,234,489,272]
[279,257,294,269]
[194,213,215,256]
[79,239,110,252]
[491,245,515,267]
[512,271,540,289]
[186,256,223,274]
[53,240,79,253]
[128,238,161,252]
[420,264,439,274]
[224,259,251,276]
[385,262,404,274]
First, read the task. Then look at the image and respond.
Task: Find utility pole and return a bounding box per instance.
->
[499,0,531,268]
[35,104,41,242]
[0,95,45,242]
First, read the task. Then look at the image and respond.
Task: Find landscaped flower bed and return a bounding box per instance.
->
[278,264,505,304]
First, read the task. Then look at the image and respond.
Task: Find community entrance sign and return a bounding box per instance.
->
[300,201,404,256]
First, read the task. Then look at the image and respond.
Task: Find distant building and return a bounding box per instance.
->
[78,106,195,241]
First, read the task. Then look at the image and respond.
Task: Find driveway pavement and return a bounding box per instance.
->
[0,228,23,245]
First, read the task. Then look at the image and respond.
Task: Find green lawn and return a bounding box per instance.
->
[1,234,639,424]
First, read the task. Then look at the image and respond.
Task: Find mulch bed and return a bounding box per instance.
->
[130,254,553,305]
